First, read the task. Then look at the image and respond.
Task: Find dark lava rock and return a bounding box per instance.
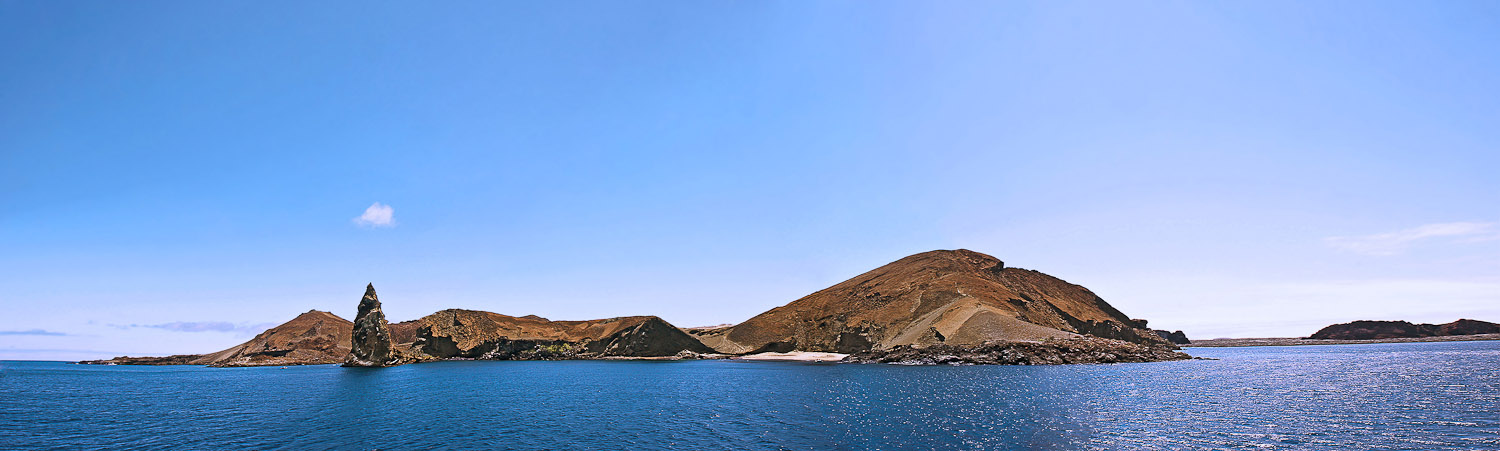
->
[590,317,716,357]
[1310,319,1500,340]
[842,337,1192,365]
[344,283,399,367]
[1437,319,1500,336]
[1310,320,1432,340]
[1155,329,1190,345]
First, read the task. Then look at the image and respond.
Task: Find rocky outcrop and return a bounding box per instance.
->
[344,284,400,367]
[409,309,712,360]
[1155,330,1190,345]
[691,249,1174,355]
[842,337,1192,365]
[79,310,353,367]
[1310,319,1500,340]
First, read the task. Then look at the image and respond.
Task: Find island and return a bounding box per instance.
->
[1185,319,1500,347]
[82,249,1191,367]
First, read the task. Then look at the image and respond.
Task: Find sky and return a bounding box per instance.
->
[2,1,1498,361]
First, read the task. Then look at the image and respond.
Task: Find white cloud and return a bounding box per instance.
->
[0,329,68,336]
[1325,221,1498,256]
[355,202,395,227]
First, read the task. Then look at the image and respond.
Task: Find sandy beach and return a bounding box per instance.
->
[734,352,849,362]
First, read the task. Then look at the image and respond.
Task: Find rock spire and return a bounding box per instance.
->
[344,283,397,367]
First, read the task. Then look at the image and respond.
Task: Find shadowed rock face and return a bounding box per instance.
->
[344,284,398,367]
[1310,319,1500,340]
[690,249,1172,354]
[1155,330,1191,345]
[593,315,716,356]
[79,310,353,367]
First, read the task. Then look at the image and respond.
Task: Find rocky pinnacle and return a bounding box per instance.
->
[343,283,396,367]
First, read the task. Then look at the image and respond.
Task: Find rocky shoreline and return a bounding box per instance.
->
[843,337,1192,365]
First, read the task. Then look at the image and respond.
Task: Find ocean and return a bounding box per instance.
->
[2,341,1497,450]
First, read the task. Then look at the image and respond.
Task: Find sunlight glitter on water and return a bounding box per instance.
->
[1,341,1496,450]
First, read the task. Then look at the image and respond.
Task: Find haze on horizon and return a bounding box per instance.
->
[3,1,1498,361]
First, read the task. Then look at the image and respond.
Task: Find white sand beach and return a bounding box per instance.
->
[734,352,849,362]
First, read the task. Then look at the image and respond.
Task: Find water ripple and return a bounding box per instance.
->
[1,341,1497,450]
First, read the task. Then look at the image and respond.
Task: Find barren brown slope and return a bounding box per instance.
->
[83,310,353,367]
[692,249,1169,354]
[193,310,353,366]
[405,309,712,359]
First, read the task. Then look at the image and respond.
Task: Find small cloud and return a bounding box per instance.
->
[116,322,277,336]
[354,202,395,228]
[1327,221,1499,256]
[0,329,68,336]
[138,322,239,333]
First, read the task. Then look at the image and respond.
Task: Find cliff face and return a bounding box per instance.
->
[409,309,712,360]
[80,310,353,367]
[1310,319,1500,340]
[344,284,400,367]
[691,249,1172,354]
[1155,330,1191,345]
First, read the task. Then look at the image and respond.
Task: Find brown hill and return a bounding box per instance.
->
[691,249,1171,354]
[1309,319,1500,340]
[1437,319,1500,336]
[81,310,352,367]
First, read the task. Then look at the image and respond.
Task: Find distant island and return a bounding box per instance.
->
[81,249,1203,366]
[1186,319,1500,347]
[1309,319,1500,340]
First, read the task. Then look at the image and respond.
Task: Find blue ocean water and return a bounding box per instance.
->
[1,341,1497,450]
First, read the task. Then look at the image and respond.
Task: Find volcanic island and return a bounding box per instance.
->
[82,249,1195,366]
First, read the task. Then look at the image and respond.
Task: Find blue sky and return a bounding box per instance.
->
[3,1,1497,360]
